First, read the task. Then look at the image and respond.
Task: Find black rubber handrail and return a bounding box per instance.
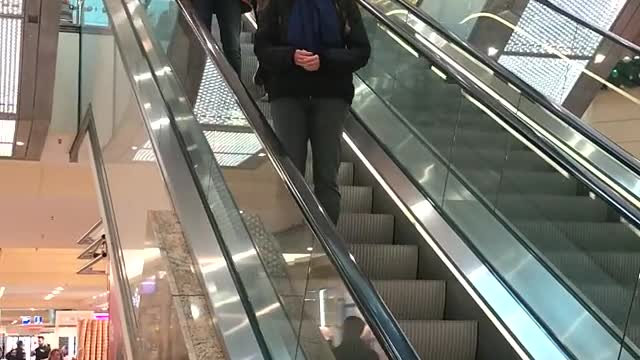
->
[172,0,420,359]
[534,0,640,56]
[383,0,640,183]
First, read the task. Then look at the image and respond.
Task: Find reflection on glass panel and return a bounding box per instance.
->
[498,56,588,104]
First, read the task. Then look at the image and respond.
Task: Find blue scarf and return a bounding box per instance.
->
[287,0,342,54]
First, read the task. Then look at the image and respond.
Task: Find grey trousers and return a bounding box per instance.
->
[271,98,349,224]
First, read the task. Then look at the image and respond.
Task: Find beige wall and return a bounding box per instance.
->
[582,87,640,158]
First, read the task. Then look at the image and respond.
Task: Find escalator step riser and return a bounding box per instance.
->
[449,150,551,172]
[399,320,478,360]
[463,172,577,196]
[495,196,609,222]
[374,280,446,320]
[341,186,373,214]
[589,252,640,286]
[338,213,394,244]
[349,244,418,280]
[515,221,640,252]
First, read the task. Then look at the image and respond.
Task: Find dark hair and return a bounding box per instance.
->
[16,341,24,347]
[38,336,45,340]
[342,316,366,341]
[48,349,63,360]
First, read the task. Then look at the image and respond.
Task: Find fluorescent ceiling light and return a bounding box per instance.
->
[44,294,54,301]
[0,119,16,142]
[497,0,627,103]
[203,131,262,155]
[0,0,23,16]
[0,18,22,114]
[0,143,12,157]
[55,286,64,291]
[0,286,5,298]
[215,153,251,167]
[194,60,248,126]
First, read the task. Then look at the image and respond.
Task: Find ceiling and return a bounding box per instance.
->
[0,248,107,310]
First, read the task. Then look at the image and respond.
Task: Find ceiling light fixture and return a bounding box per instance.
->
[487,46,499,56]
[44,294,54,301]
[594,54,606,64]
[55,286,64,291]
[0,286,5,298]
[15,140,23,146]
[52,290,60,295]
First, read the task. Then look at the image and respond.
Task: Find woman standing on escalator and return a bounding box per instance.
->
[254,0,371,224]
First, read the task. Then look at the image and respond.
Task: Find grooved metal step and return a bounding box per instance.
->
[399,320,478,360]
[341,186,373,213]
[338,213,394,244]
[515,221,640,252]
[374,280,446,320]
[349,244,418,280]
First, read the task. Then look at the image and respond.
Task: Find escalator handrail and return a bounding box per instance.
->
[361,0,640,247]
[379,0,640,185]
[172,0,420,359]
[359,0,640,351]
[533,0,640,56]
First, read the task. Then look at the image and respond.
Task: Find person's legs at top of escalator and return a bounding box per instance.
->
[216,0,243,74]
[192,0,245,74]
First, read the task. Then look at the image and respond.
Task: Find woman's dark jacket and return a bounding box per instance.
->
[254,0,371,103]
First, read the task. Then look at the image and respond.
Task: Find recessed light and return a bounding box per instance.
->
[131,146,138,151]
[10,320,17,325]
[44,294,54,300]
[258,152,266,157]
[52,290,60,295]
[487,47,499,56]
[594,54,606,64]
[55,287,64,291]
[306,247,313,252]
[16,141,24,146]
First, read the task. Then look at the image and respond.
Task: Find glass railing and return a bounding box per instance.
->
[354,3,640,359]
[360,0,640,239]
[84,0,415,358]
[385,0,640,127]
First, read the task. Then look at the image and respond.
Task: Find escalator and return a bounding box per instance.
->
[75,0,640,359]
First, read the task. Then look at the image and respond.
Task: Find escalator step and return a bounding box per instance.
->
[581,284,635,329]
[349,244,418,280]
[450,148,551,172]
[399,320,477,360]
[493,195,609,222]
[588,252,640,286]
[545,252,620,289]
[341,186,373,213]
[514,221,640,252]
[422,127,526,151]
[374,280,445,320]
[338,213,394,244]
[462,170,577,196]
[306,162,354,186]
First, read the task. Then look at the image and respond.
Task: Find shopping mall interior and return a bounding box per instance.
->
[1,0,640,359]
